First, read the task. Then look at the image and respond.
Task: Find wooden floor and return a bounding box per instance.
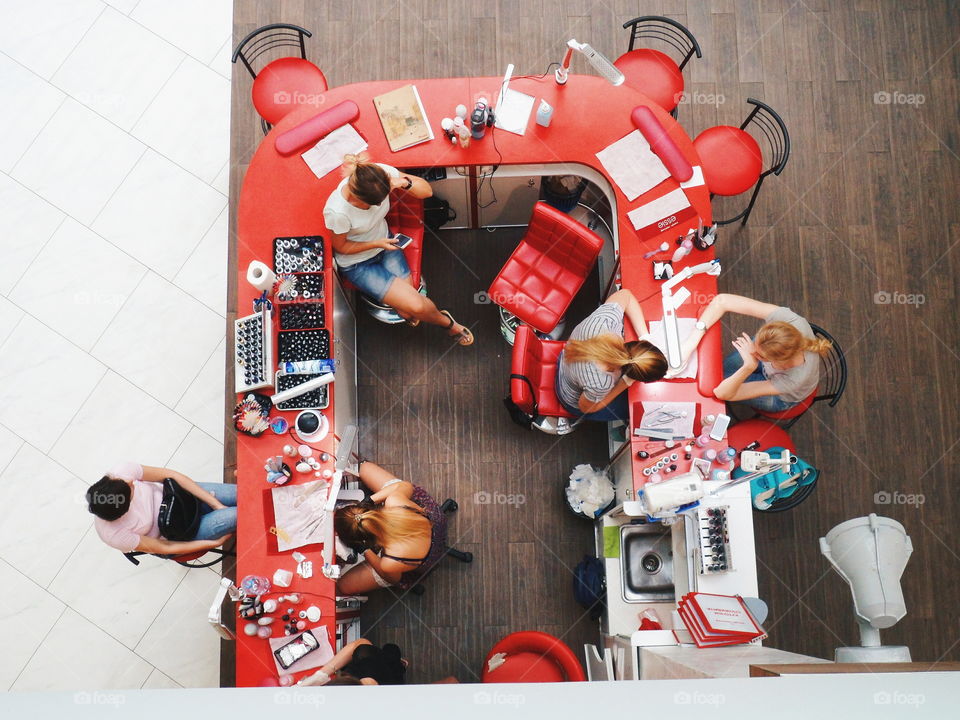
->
[229,1,960,683]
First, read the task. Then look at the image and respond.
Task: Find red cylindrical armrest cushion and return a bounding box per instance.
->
[631,105,693,182]
[275,100,361,155]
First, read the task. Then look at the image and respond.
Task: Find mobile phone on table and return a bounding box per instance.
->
[391,233,414,249]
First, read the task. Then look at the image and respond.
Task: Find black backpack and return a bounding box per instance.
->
[158,478,201,541]
[423,196,456,231]
[573,555,607,620]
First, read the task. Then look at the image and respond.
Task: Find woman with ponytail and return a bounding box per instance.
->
[556,288,668,422]
[333,460,447,594]
[323,153,473,345]
[677,293,832,411]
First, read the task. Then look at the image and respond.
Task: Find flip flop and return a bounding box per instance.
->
[439,310,474,346]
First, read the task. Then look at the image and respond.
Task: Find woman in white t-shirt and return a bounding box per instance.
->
[323,153,473,346]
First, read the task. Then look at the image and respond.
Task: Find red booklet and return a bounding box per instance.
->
[677,592,766,648]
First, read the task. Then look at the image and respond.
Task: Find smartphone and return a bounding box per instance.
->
[391,233,414,249]
[274,629,319,670]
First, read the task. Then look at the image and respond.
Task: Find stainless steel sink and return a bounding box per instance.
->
[620,522,675,603]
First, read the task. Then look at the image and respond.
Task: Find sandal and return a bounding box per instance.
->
[439,310,474,346]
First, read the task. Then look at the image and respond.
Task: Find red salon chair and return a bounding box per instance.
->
[339,193,427,324]
[481,631,586,683]
[614,16,702,118]
[693,98,790,226]
[232,24,328,134]
[509,325,579,435]
[488,202,604,337]
[123,547,232,569]
[754,324,846,429]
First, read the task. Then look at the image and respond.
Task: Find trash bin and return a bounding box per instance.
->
[542,175,588,213]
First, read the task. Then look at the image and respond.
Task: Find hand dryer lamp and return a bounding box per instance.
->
[556,39,624,86]
[819,513,914,662]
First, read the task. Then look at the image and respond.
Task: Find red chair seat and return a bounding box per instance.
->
[252,57,328,125]
[511,325,574,419]
[482,631,586,683]
[489,203,604,334]
[755,390,815,422]
[727,418,797,453]
[693,125,763,196]
[614,49,684,112]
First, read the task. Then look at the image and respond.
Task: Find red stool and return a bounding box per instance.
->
[509,325,576,434]
[693,98,790,226]
[481,631,586,683]
[614,16,702,116]
[488,202,604,335]
[232,24,328,132]
[727,418,796,454]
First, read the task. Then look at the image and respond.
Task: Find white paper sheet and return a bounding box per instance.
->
[680,165,705,189]
[494,87,535,135]
[627,188,691,230]
[272,480,328,551]
[639,401,697,438]
[301,124,368,179]
[647,317,699,379]
[596,129,671,200]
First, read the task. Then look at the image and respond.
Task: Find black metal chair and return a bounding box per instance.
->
[754,323,847,429]
[407,498,473,596]
[614,16,702,118]
[123,546,234,569]
[231,23,327,135]
[694,98,791,226]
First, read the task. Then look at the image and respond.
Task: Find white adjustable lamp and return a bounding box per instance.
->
[556,39,624,86]
[660,259,721,369]
[819,513,914,662]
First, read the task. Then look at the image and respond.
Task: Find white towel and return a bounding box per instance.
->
[301,124,367,178]
[627,188,691,230]
[596,130,671,200]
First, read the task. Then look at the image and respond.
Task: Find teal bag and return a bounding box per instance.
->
[731,446,820,512]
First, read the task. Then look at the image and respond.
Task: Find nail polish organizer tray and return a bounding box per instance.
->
[234,309,275,393]
[274,373,329,411]
[277,328,330,362]
[278,301,325,331]
[274,272,325,302]
[273,236,324,274]
[694,505,733,575]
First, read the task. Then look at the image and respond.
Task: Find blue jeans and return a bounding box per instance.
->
[337,246,411,302]
[556,378,630,422]
[722,351,797,413]
[193,482,237,541]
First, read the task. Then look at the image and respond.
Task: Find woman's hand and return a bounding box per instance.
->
[389,175,410,191]
[732,332,759,371]
[372,238,402,251]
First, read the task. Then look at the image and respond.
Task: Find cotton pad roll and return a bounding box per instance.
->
[247,260,276,293]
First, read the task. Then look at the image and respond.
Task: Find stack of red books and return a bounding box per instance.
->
[675,592,767,648]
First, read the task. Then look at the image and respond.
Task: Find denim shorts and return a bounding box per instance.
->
[338,248,411,303]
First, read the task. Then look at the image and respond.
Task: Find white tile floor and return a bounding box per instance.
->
[0,0,233,692]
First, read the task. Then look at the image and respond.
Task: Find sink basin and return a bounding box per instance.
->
[620,522,675,603]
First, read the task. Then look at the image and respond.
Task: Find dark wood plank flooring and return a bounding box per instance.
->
[228,0,960,683]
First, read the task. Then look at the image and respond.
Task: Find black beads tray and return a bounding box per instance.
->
[279,301,325,331]
[273,236,324,273]
[275,272,324,302]
[275,373,329,411]
[277,329,330,362]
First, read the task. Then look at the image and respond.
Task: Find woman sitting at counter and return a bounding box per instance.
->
[555,288,668,422]
[333,459,447,594]
[323,153,473,346]
[678,293,832,411]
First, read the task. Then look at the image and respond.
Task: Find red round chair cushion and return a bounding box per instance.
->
[614,49,684,112]
[252,57,328,125]
[727,418,797,453]
[483,652,567,683]
[693,125,763,196]
[755,391,815,421]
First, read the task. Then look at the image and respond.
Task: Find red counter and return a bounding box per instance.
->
[235,73,719,686]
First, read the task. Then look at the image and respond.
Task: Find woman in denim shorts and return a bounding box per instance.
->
[323,153,473,346]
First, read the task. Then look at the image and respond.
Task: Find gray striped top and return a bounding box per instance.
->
[556,303,624,408]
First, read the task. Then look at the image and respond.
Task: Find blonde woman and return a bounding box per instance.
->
[333,460,446,595]
[323,153,473,345]
[677,294,832,411]
[555,289,668,422]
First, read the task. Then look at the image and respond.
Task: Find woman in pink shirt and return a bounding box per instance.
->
[87,462,235,555]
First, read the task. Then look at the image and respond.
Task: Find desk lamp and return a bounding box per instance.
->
[320,424,358,579]
[555,39,624,86]
[819,513,914,662]
[660,259,721,369]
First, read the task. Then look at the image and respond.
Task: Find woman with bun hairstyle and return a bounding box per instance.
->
[676,294,832,411]
[333,460,447,595]
[556,288,668,422]
[323,153,473,345]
